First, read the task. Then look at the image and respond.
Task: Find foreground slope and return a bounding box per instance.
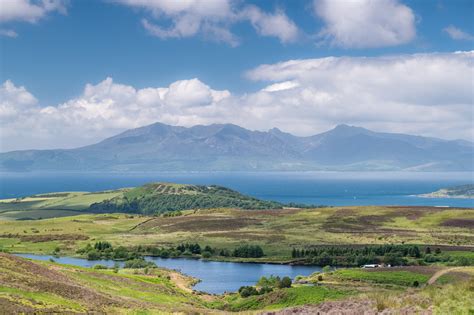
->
[0,252,208,314]
[1,253,473,314]
[1,122,472,171]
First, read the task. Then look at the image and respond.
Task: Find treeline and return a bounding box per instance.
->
[291,245,442,266]
[77,241,265,261]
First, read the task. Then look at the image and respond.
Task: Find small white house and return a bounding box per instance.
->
[362,264,380,268]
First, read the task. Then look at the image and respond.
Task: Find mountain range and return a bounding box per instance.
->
[1,122,472,172]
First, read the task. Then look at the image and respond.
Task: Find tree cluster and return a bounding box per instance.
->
[232,245,264,258]
[291,245,433,266]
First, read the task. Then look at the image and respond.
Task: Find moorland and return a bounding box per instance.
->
[0,182,473,313]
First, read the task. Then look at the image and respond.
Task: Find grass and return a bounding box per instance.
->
[331,269,430,287]
[1,252,473,314]
[0,205,472,261]
[0,191,123,220]
[222,286,352,311]
[0,252,208,314]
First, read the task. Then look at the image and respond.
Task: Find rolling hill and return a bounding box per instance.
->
[0,182,284,219]
[1,122,472,171]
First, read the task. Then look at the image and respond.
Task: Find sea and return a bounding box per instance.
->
[0,171,473,207]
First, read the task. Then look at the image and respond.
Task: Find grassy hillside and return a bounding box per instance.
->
[0,252,209,314]
[0,206,472,264]
[0,183,284,219]
[1,253,472,314]
[88,183,284,215]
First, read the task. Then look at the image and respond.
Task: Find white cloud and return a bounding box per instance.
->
[0,80,38,120]
[241,5,299,43]
[443,25,474,41]
[114,0,299,45]
[0,77,232,151]
[262,81,300,92]
[313,0,416,48]
[1,51,473,151]
[0,0,66,37]
[0,0,66,22]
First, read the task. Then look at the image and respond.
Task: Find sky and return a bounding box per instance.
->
[0,0,473,152]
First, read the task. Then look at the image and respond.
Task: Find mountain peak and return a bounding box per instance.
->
[328,124,372,136]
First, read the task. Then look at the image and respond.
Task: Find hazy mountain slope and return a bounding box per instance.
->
[0,123,472,171]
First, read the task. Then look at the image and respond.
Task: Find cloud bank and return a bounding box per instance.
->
[1,51,473,151]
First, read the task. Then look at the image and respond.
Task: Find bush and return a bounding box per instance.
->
[124,258,156,269]
[279,276,292,288]
[322,265,332,273]
[413,280,419,287]
[318,275,323,281]
[93,264,108,269]
[87,250,101,260]
[239,286,259,298]
[201,251,212,259]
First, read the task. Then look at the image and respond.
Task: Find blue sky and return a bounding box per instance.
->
[0,0,473,151]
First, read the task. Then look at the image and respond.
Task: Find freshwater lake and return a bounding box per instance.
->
[15,253,321,294]
[1,171,473,207]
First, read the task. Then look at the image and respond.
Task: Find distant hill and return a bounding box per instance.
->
[1,122,472,171]
[0,183,284,219]
[419,184,474,199]
[88,182,283,214]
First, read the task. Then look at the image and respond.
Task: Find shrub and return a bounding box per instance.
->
[279,276,292,288]
[201,251,212,259]
[124,258,156,269]
[87,250,101,260]
[238,286,259,298]
[318,275,323,281]
[93,264,108,269]
[413,280,419,287]
[322,265,332,273]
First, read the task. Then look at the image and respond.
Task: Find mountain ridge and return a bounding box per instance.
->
[1,122,472,172]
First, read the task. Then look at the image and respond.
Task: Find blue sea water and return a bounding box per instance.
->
[0,171,473,207]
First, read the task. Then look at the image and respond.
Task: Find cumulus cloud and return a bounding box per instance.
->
[114,0,299,45]
[443,25,474,41]
[1,51,473,151]
[313,0,416,48]
[0,77,232,151]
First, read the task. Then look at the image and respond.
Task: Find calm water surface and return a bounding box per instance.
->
[1,171,473,207]
[15,253,321,294]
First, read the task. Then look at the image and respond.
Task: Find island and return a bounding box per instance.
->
[419,184,474,199]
